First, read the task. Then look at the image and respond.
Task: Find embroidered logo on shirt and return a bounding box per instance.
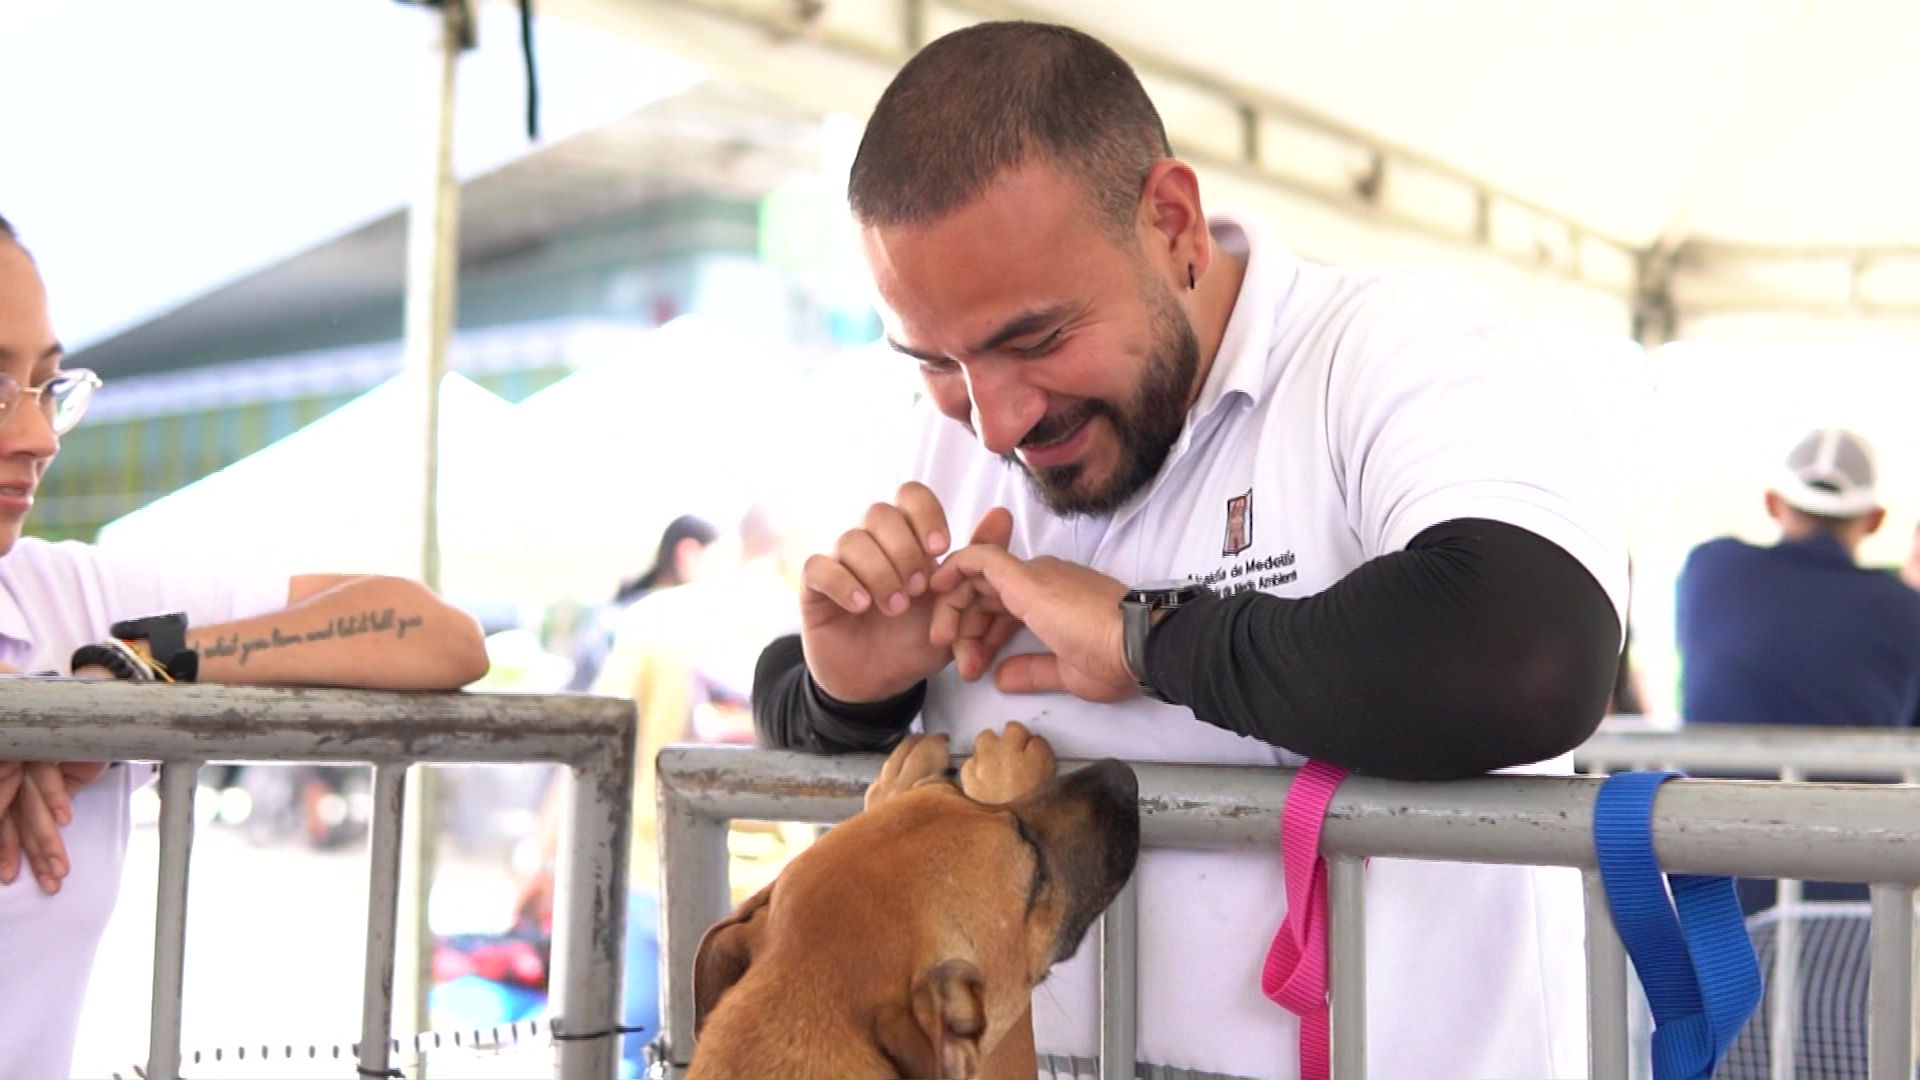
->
[1223,490,1253,556]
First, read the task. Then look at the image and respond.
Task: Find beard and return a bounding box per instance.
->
[1004,282,1202,518]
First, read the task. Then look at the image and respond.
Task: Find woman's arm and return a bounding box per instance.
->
[187,574,489,690]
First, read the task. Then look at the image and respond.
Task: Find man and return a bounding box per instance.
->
[1677,427,1920,730]
[753,22,1625,1079]
[0,212,491,1077]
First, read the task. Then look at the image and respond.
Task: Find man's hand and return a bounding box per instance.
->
[931,547,1136,703]
[800,483,1018,702]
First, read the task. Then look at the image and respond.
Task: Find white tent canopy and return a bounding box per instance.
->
[95,319,924,608]
[543,0,1920,340]
[96,373,554,602]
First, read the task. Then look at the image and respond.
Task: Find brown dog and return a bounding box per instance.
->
[688,722,1140,1079]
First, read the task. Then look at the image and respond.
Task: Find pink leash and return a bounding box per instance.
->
[1261,760,1351,1080]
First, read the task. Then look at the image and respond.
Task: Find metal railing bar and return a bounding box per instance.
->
[1768,766,1805,1080]
[1098,876,1139,1080]
[1328,854,1367,1079]
[655,782,731,1079]
[145,762,200,1080]
[1583,869,1631,1080]
[0,682,631,766]
[554,742,637,1079]
[1868,884,1916,1080]
[1580,727,1920,774]
[357,765,408,1080]
[656,748,1920,884]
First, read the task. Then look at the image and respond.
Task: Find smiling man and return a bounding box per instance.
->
[753,21,1627,1079]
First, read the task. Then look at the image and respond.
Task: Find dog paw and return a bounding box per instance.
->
[960,721,1056,804]
[865,733,953,810]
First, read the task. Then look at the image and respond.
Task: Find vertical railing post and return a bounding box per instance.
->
[1770,766,1805,1080]
[1584,868,1632,1080]
[357,764,409,1080]
[1328,854,1368,1080]
[1097,875,1139,1080]
[1907,768,1920,1080]
[146,761,200,1080]
[656,771,732,1078]
[1869,884,1916,1080]
[554,742,635,1080]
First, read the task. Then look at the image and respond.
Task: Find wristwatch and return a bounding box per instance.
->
[71,612,198,683]
[1119,580,1210,702]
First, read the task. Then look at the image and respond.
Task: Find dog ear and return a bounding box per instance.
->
[912,959,988,1079]
[692,885,771,1036]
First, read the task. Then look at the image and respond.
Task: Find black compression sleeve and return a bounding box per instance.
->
[751,633,924,754]
[1144,518,1620,781]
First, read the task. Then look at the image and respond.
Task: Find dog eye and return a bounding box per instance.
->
[1011,813,1050,912]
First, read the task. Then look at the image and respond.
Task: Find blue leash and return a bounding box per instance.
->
[1594,771,1764,1080]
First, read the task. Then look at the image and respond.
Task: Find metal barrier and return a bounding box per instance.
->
[1580,723,1920,1080]
[0,679,635,1080]
[1580,723,1920,784]
[654,744,1920,1080]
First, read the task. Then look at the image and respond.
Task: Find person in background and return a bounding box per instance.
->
[518,507,802,1077]
[0,212,490,1078]
[564,513,718,693]
[1677,427,1920,730]
[1676,427,1920,912]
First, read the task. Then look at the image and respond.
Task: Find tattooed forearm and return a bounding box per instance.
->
[197,609,429,666]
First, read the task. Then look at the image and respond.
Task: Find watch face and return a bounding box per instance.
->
[1126,580,1208,605]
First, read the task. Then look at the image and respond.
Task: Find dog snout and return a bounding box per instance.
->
[1069,757,1139,811]
[1017,758,1141,966]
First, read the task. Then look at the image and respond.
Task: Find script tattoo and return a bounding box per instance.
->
[201,608,428,666]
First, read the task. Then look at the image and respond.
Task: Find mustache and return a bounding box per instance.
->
[1018,401,1108,449]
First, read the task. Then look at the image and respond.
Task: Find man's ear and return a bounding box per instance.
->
[692,885,772,1035]
[912,959,988,1079]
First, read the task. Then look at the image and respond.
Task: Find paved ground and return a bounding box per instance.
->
[71,803,547,1079]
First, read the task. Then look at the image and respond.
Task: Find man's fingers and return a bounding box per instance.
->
[993,652,1068,695]
[984,612,1022,653]
[861,502,937,601]
[930,543,1025,598]
[893,482,954,558]
[926,579,978,650]
[837,525,916,616]
[968,506,1014,549]
[800,553,881,616]
[26,762,72,828]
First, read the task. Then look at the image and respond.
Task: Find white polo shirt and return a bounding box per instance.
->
[0,537,288,1078]
[903,213,1629,1078]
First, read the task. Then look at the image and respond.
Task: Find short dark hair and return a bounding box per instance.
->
[847,21,1171,240]
[0,213,15,242]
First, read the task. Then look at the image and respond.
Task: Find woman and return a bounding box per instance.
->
[0,213,491,1077]
[565,513,719,692]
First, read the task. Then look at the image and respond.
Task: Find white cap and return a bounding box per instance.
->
[1774,428,1878,518]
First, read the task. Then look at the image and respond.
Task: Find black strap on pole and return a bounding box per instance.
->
[519,0,539,141]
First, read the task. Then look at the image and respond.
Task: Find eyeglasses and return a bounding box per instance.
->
[0,369,102,436]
